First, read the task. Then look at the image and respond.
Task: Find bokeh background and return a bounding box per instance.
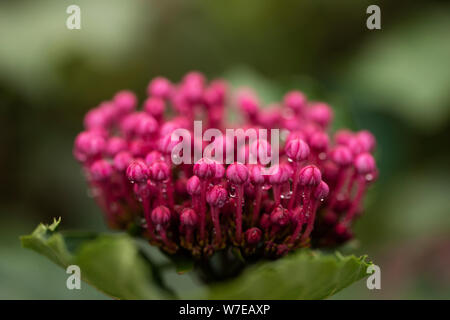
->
[1,0,449,299]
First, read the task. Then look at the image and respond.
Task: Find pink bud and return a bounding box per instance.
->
[180,208,198,227]
[74,131,106,159]
[354,153,376,175]
[83,108,110,130]
[186,176,201,196]
[183,71,205,86]
[206,185,228,208]
[334,129,354,145]
[260,214,271,229]
[299,165,322,187]
[314,181,329,199]
[226,162,249,185]
[126,160,149,183]
[113,151,133,172]
[193,158,216,179]
[147,77,172,99]
[356,130,376,152]
[249,164,265,185]
[286,131,306,145]
[270,207,289,226]
[113,90,137,114]
[136,114,158,137]
[249,139,272,163]
[151,205,171,226]
[285,138,310,162]
[145,151,163,166]
[106,137,127,157]
[283,90,306,112]
[149,161,170,182]
[158,134,179,155]
[144,97,165,119]
[245,227,262,244]
[308,102,333,128]
[330,145,353,167]
[237,90,259,116]
[267,165,288,185]
[214,162,225,179]
[309,131,329,152]
[90,159,112,181]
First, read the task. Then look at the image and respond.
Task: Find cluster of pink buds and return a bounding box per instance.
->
[74,71,377,260]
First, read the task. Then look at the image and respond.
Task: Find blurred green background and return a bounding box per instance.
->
[1,0,449,299]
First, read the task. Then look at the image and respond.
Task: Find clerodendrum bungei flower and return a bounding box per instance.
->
[74,71,377,279]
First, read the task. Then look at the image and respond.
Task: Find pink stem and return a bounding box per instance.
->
[252,186,262,225]
[273,185,281,206]
[199,180,207,242]
[301,200,319,242]
[288,165,300,210]
[185,228,194,245]
[211,207,222,245]
[235,185,244,243]
[290,209,304,244]
[143,197,156,239]
[328,168,349,209]
[343,178,366,224]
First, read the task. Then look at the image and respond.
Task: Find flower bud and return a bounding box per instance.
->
[147,77,172,99]
[136,114,158,137]
[268,165,288,185]
[270,207,289,227]
[330,145,353,167]
[193,158,216,179]
[249,164,265,185]
[299,165,322,187]
[313,181,329,200]
[149,161,170,182]
[206,185,228,208]
[226,162,249,185]
[237,90,259,116]
[283,90,306,112]
[180,208,198,228]
[144,97,165,119]
[354,153,376,175]
[356,130,376,152]
[285,138,310,162]
[308,102,333,128]
[74,131,106,159]
[260,214,271,229]
[113,90,137,114]
[90,159,112,181]
[151,205,171,226]
[106,137,127,157]
[245,227,262,244]
[309,131,329,152]
[214,162,225,179]
[334,129,353,145]
[113,151,133,172]
[145,150,163,166]
[186,176,201,196]
[126,160,149,183]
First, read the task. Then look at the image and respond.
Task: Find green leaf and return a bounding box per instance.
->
[21,219,168,299]
[205,250,371,299]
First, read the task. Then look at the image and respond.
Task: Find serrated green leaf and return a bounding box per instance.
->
[205,250,371,299]
[21,219,168,299]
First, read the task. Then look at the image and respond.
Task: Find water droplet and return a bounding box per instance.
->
[365,174,373,182]
[318,152,327,160]
[262,183,272,191]
[280,190,292,199]
[229,186,236,198]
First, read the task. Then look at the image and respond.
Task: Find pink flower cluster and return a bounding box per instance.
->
[74,71,377,259]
